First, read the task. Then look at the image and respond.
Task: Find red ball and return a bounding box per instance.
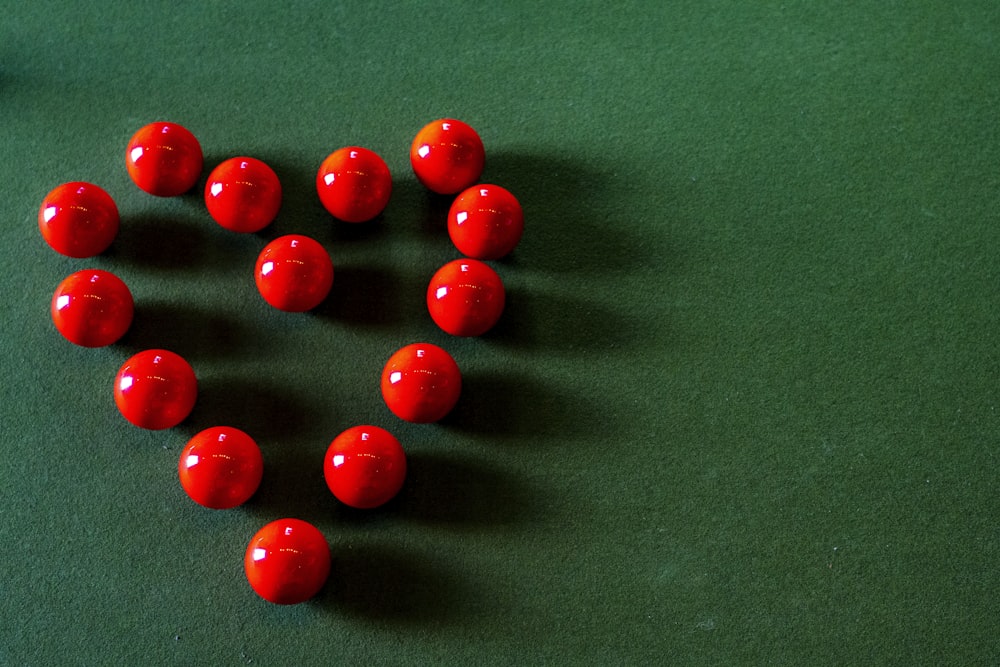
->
[38,182,119,257]
[204,157,282,233]
[51,269,134,347]
[125,121,203,197]
[324,425,406,509]
[244,518,331,605]
[179,426,264,509]
[254,234,334,312]
[381,343,461,423]
[410,119,485,195]
[426,259,505,337]
[448,184,524,259]
[316,146,392,223]
[114,349,197,430]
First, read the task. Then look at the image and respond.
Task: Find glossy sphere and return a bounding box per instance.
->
[51,269,134,347]
[316,146,392,223]
[244,518,331,605]
[324,425,407,509]
[125,121,203,196]
[179,427,264,509]
[427,259,506,337]
[448,184,524,259]
[254,235,334,312]
[38,182,119,257]
[410,118,485,195]
[204,157,282,233]
[114,349,197,430]
[381,343,461,423]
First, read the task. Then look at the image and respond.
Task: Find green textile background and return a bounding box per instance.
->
[2,1,998,664]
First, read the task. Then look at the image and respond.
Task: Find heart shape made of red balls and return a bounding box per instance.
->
[39,117,525,606]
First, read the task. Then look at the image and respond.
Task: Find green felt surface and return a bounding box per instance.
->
[2,1,999,664]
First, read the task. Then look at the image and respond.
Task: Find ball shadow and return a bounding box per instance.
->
[419,191,455,238]
[110,212,211,270]
[395,452,535,528]
[443,371,607,441]
[251,439,331,519]
[320,543,468,625]
[248,154,330,241]
[315,265,409,328]
[387,177,455,240]
[121,301,250,361]
[486,286,650,355]
[183,375,328,444]
[480,151,643,274]
[186,374,334,517]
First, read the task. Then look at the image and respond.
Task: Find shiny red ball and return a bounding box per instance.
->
[244,518,331,605]
[51,269,134,347]
[381,343,462,423]
[254,234,334,312]
[448,184,524,259]
[324,425,406,509]
[179,426,264,509]
[125,121,203,197]
[38,182,119,258]
[316,146,392,223]
[204,157,282,233]
[410,118,485,195]
[427,259,505,337]
[114,349,197,430]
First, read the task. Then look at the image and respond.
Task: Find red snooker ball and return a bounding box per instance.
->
[125,121,204,197]
[204,157,282,233]
[51,269,134,347]
[254,234,334,312]
[316,146,392,223]
[426,259,505,337]
[38,182,119,258]
[114,349,197,430]
[179,426,264,509]
[448,184,524,259]
[381,343,461,423]
[244,518,331,605]
[324,425,406,509]
[410,118,485,195]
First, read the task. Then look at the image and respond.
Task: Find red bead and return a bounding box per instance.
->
[179,426,264,509]
[426,259,505,337]
[410,119,485,195]
[125,121,203,197]
[114,349,197,430]
[204,157,282,233]
[316,146,392,223]
[244,518,331,605]
[38,182,119,257]
[448,184,524,259]
[381,343,461,423]
[254,234,334,312]
[324,425,406,509]
[51,269,134,347]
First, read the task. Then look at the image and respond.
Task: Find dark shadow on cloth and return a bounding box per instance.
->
[442,371,609,441]
[395,451,535,527]
[121,300,249,361]
[315,264,412,328]
[183,375,329,444]
[486,286,646,355]
[320,543,469,625]
[110,212,210,270]
[480,151,644,274]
